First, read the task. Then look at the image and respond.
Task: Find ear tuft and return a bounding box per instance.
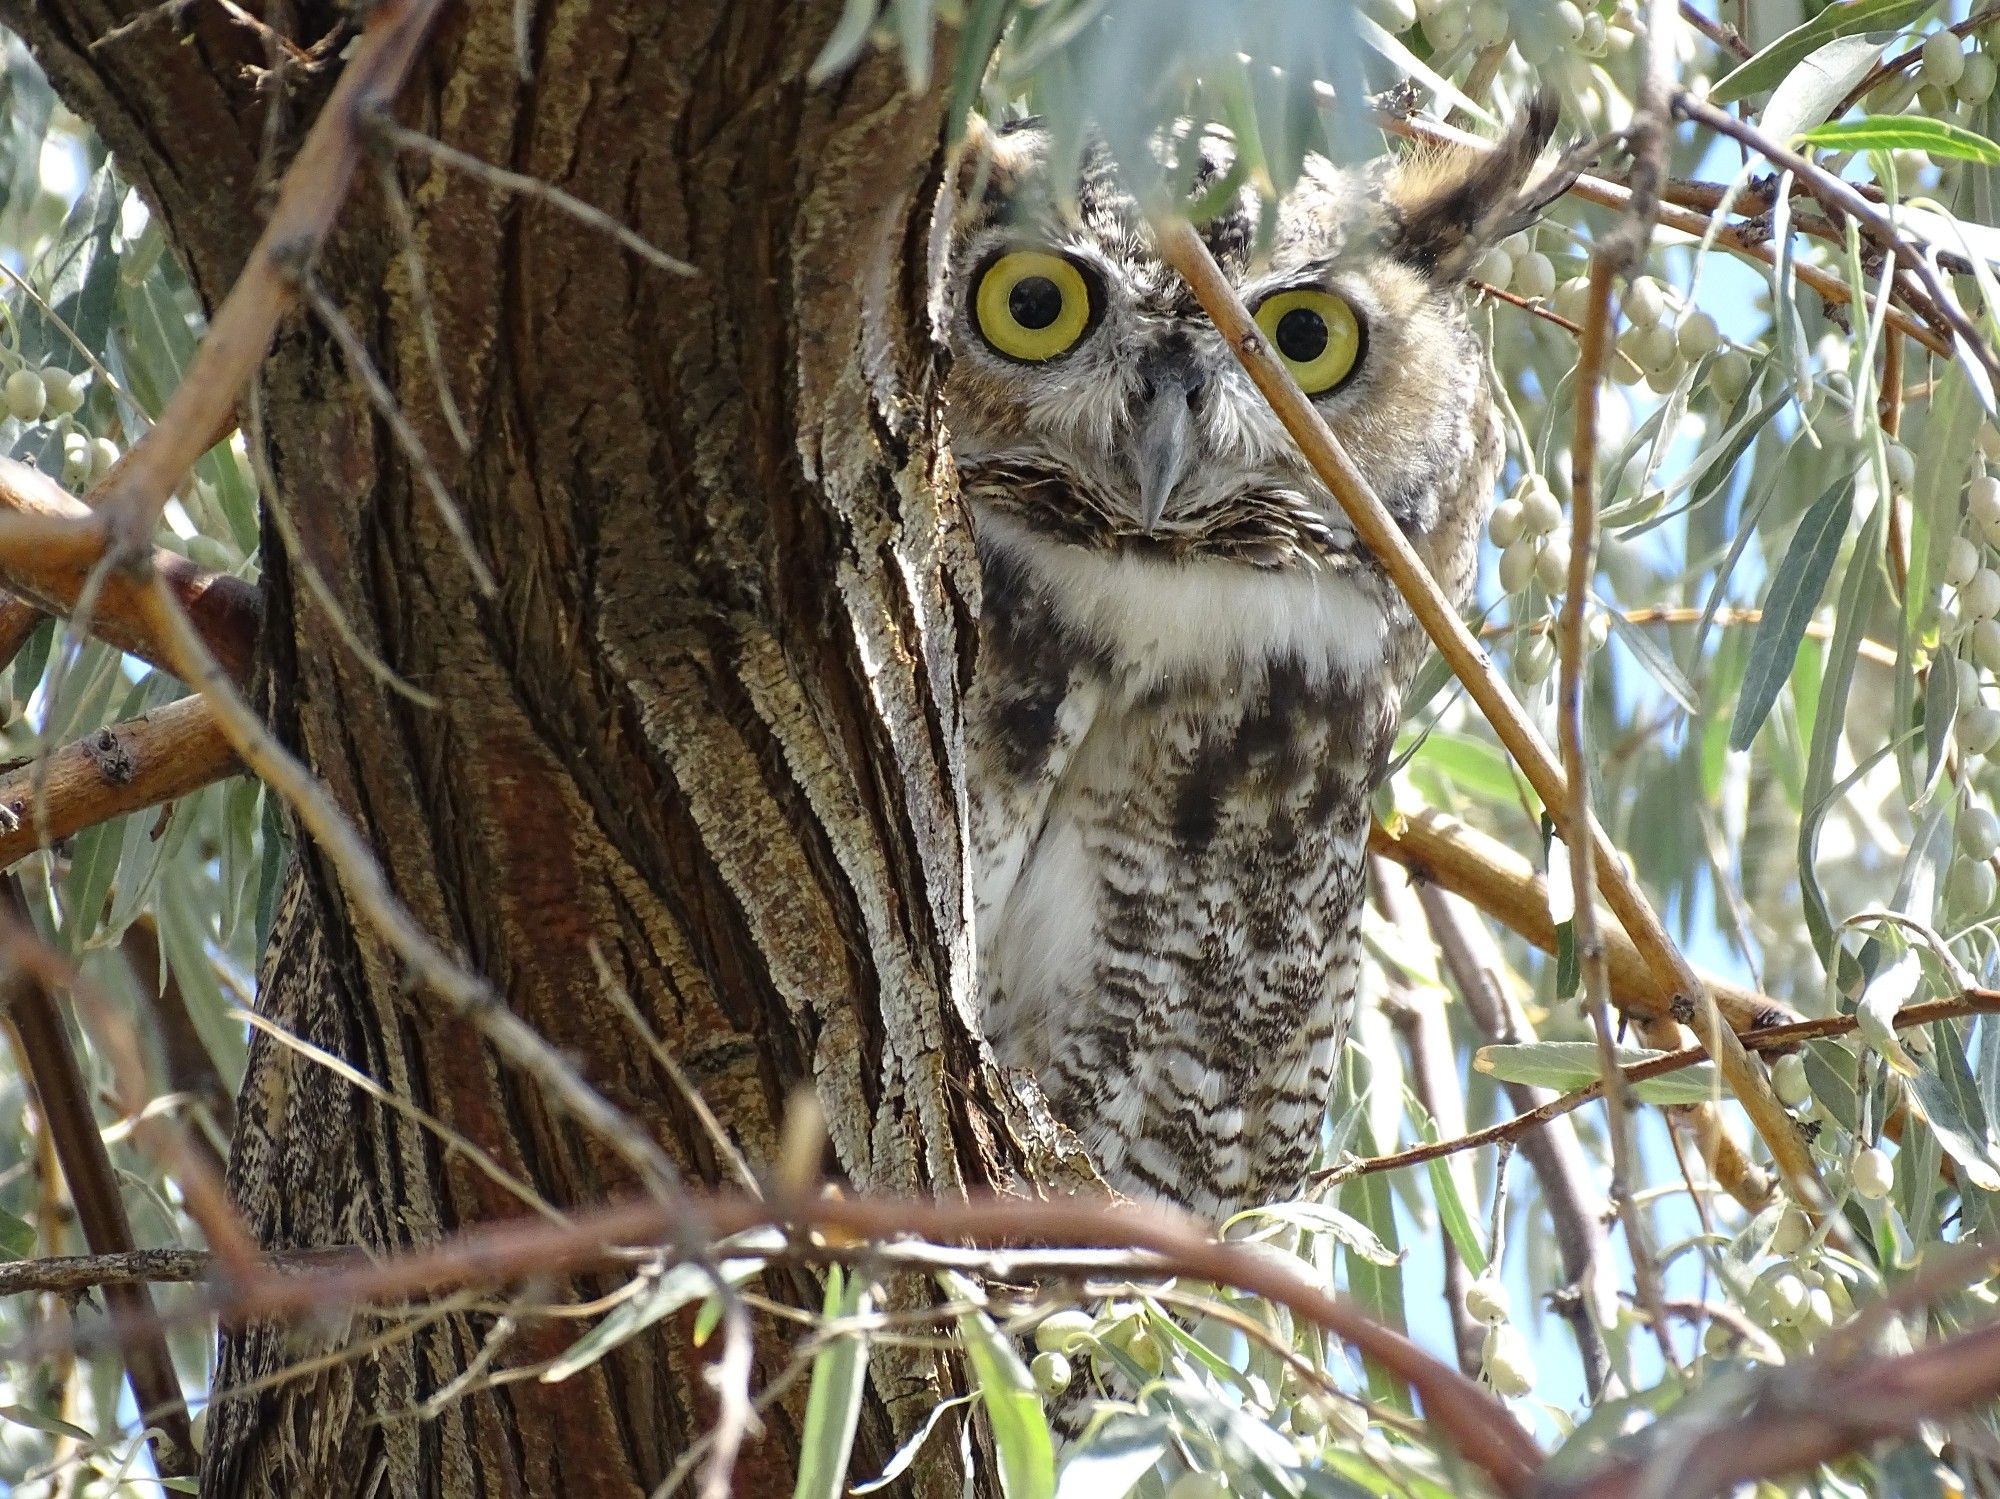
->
[951,114,1046,210]
[1384,93,1565,281]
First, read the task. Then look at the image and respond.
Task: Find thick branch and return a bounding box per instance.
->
[0,696,239,870]
[1369,808,1789,1033]
[0,457,259,681]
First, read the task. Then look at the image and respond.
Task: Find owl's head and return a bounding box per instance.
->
[942,103,1560,573]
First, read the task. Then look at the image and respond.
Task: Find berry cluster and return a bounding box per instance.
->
[0,357,118,488]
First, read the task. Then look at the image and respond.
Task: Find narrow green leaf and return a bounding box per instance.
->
[854,1394,973,1495]
[1800,497,1888,955]
[0,1207,34,1260]
[1228,1199,1400,1266]
[1336,1056,1411,1415]
[1474,1042,1722,1105]
[809,0,883,84]
[944,1274,1055,1499]
[1605,608,1699,715]
[1730,478,1855,751]
[1409,728,1519,804]
[0,1405,94,1444]
[542,1257,764,1383]
[1052,1412,1172,1499]
[1907,1023,2000,1192]
[1555,919,1579,1001]
[1424,1151,1488,1279]
[1711,0,1933,103]
[792,1267,874,1499]
[1804,115,2000,164]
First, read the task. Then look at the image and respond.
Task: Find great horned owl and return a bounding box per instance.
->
[948,104,1561,1220]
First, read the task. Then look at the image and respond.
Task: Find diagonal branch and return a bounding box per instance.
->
[1370,808,1789,1033]
[93,0,450,556]
[0,877,195,1478]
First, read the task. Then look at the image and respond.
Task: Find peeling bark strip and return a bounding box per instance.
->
[3,2,1070,1494]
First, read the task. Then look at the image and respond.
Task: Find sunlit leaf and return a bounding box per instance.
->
[1804,115,2000,164]
[1711,0,1933,103]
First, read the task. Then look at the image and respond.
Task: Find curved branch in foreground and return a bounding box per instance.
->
[0,695,240,869]
[0,457,259,682]
[82,1190,1543,1498]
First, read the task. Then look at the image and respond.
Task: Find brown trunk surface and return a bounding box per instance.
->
[6,3,1069,1493]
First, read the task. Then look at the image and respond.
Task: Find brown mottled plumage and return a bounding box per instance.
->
[949,105,1558,1220]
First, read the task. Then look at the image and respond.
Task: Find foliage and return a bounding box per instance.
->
[7,0,2000,1496]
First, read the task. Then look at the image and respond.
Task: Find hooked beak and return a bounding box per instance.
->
[1132,369,1206,534]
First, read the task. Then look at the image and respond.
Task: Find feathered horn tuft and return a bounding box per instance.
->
[1382,93,1569,281]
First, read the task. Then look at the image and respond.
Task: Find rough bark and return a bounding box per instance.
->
[6,2,1067,1493]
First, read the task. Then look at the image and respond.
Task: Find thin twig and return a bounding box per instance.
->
[243,381,439,705]
[1375,110,1951,360]
[1568,248,1677,1370]
[94,0,451,556]
[1416,883,1611,1395]
[1568,0,1681,1363]
[1373,868,1481,1376]
[700,1290,756,1499]
[1678,0,1750,59]
[1319,990,2000,1185]
[368,115,697,278]
[1675,91,2000,394]
[299,275,496,596]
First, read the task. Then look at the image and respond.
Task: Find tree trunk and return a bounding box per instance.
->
[7,3,1062,1493]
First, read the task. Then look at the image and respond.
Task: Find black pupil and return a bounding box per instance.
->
[1275,306,1330,363]
[1009,275,1064,330]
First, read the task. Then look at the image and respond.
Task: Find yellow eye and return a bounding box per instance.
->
[974,250,1097,362]
[1253,288,1362,395]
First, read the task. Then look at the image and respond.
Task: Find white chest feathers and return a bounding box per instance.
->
[974,508,1389,696]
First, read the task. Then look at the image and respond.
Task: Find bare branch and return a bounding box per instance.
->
[93,0,451,555]
[0,696,239,871]
[0,455,260,682]
[0,877,195,1478]
[368,115,697,278]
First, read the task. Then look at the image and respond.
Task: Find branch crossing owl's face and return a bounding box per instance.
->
[943,106,1560,576]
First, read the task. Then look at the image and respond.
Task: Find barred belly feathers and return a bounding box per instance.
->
[949,103,1562,1220]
